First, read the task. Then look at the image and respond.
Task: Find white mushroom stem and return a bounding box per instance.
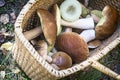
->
[61,17,94,29]
[24,27,42,40]
[79,29,96,43]
[65,27,72,32]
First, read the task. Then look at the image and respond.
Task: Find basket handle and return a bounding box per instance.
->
[91,61,120,80]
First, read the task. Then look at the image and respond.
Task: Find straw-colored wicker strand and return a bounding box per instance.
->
[90,37,120,61]
[91,61,120,80]
[89,0,120,12]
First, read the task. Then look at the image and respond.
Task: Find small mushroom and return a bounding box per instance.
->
[88,39,102,49]
[52,51,72,70]
[37,9,57,52]
[95,5,119,40]
[55,32,89,63]
[61,17,94,29]
[60,0,82,22]
[35,40,52,63]
[23,27,42,40]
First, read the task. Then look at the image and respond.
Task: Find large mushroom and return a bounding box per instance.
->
[95,5,119,39]
[55,32,89,63]
[37,9,57,52]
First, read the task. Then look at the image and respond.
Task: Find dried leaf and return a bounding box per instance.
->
[1,42,13,51]
[11,67,20,74]
[10,12,16,23]
[0,14,9,24]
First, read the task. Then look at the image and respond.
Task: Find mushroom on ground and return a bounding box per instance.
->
[55,32,89,63]
[95,5,119,40]
[52,51,72,70]
[60,0,82,22]
[37,9,57,52]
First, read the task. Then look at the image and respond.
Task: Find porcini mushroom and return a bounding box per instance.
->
[23,27,42,40]
[34,40,52,63]
[60,0,82,22]
[76,5,119,42]
[95,5,119,40]
[52,51,72,70]
[55,32,89,63]
[53,4,62,35]
[88,40,102,49]
[61,17,94,29]
[37,9,57,52]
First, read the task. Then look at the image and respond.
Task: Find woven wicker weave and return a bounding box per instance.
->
[12,0,120,80]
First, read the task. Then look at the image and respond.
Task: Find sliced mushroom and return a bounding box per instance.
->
[60,0,82,22]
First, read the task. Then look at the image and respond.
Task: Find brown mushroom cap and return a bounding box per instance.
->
[37,9,57,46]
[52,51,72,70]
[88,39,102,49]
[55,32,89,63]
[95,5,119,40]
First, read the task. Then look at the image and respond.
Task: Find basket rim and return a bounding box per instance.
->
[14,0,120,78]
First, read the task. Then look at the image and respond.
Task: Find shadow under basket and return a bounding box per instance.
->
[12,0,120,80]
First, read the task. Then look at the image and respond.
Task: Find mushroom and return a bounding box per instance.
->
[23,27,42,40]
[51,51,72,70]
[77,5,119,42]
[52,4,62,35]
[61,17,94,29]
[95,5,119,40]
[79,29,95,43]
[55,32,89,63]
[37,9,57,52]
[88,40,102,49]
[60,0,82,22]
[34,40,52,63]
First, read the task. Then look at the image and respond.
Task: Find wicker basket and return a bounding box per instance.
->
[12,0,120,80]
